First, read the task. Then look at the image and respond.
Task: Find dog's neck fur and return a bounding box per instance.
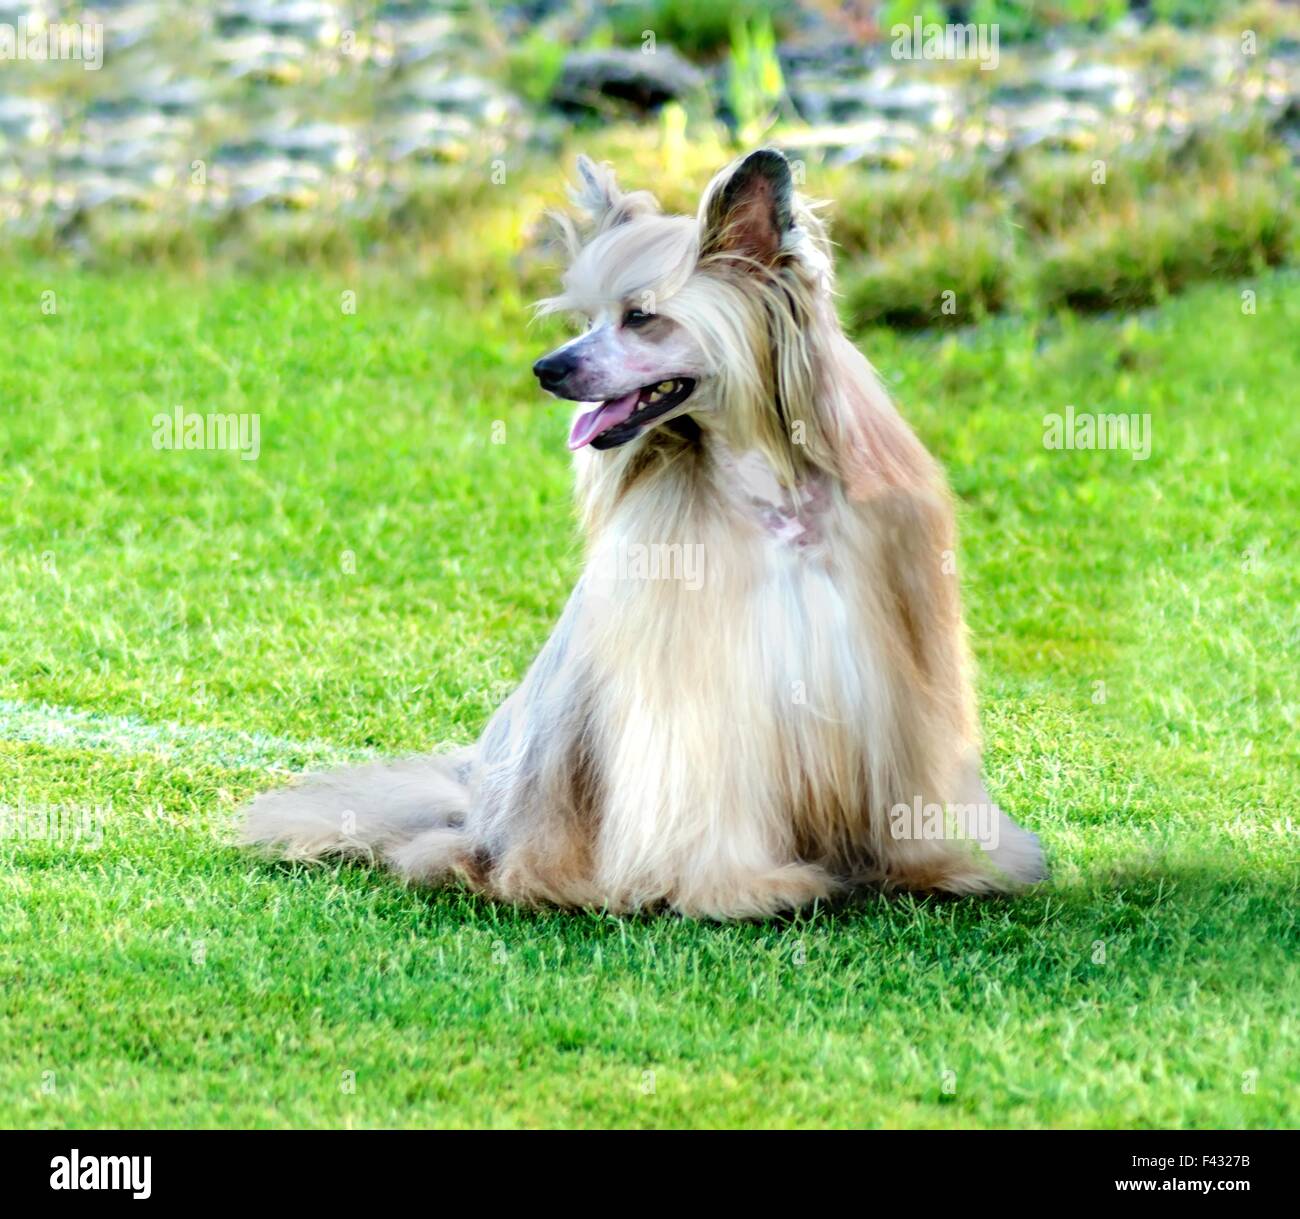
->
[573,319,938,552]
[573,415,805,546]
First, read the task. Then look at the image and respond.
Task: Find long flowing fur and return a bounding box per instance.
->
[242,150,1046,917]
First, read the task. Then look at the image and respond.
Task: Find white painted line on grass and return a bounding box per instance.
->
[0,699,377,772]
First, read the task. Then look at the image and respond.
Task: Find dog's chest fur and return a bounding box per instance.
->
[577,442,899,896]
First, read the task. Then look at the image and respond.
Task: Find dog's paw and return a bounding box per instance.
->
[983,813,1048,889]
[883,807,1048,897]
[671,862,838,920]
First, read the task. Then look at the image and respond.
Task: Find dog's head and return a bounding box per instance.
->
[533,149,835,456]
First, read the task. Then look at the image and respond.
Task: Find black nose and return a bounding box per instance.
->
[532,350,577,392]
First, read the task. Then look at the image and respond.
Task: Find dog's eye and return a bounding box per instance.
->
[622,309,653,328]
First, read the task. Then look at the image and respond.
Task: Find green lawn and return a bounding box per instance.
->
[0,264,1295,1128]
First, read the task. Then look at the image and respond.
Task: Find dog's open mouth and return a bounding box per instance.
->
[568,378,696,451]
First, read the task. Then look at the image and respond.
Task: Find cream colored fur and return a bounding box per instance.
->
[242,149,1046,917]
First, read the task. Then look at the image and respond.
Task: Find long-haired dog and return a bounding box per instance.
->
[243,149,1046,917]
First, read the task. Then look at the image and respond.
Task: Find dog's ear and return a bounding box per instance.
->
[699,148,794,264]
[569,154,659,236]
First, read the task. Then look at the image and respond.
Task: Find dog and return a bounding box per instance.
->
[242,148,1047,917]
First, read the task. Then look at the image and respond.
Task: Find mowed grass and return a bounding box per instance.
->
[0,263,1296,1128]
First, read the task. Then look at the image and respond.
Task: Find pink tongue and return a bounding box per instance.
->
[567,390,641,450]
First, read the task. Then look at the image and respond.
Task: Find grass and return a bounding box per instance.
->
[0,262,1296,1128]
[607,0,792,57]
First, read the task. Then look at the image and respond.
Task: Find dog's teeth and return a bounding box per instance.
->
[644,380,675,405]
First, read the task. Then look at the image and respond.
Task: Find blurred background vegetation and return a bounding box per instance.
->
[1,0,1295,326]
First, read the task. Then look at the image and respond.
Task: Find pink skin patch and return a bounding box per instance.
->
[718,447,832,550]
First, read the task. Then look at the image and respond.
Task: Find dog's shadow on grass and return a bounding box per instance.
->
[249,849,1291,957]
[241,852,1294,1025]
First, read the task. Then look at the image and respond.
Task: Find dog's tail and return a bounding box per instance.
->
[240,749,475,885]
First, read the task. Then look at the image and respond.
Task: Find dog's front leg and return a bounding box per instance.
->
[468,581,611,909]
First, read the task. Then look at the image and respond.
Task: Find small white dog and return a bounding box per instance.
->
[243,149,1046,917]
